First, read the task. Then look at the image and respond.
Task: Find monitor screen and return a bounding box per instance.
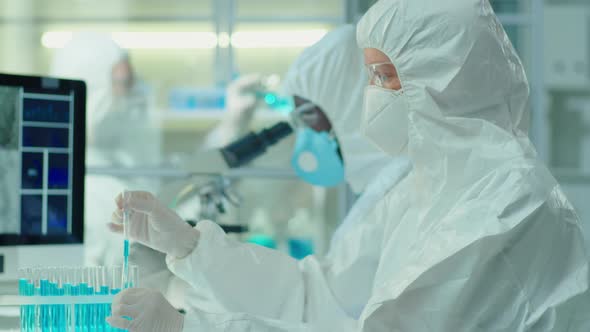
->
[0,73,85,245]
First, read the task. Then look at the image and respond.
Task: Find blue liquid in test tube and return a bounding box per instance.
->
[122,192,130,290]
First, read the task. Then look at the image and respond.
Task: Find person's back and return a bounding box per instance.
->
[362,126,587,330]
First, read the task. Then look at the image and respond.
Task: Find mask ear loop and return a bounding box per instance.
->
[290,102,316,129]
[328,128,338,139]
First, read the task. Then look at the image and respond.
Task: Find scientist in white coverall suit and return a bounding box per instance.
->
[51,33,161,266]
[107,0,589,330]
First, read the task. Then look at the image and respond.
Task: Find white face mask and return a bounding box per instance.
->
[361,85,410,156]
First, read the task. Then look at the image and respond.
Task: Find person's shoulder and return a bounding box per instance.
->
[460,156,575,229]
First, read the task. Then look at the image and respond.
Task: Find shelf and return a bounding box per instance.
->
[159,109,289,131]
[497,13,532,26]
[552,168,590,183]
[235,16,343,24]
[0,15,213,24]
[86,166,297,180]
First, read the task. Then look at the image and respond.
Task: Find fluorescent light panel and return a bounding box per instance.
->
[112,32,217,49]
[231,29,327,48]
[41,31,73,48]
[41,29,328,49]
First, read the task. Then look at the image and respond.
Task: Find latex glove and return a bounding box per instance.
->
[129,242,174,294]
[109,191,199,258]
[201,74,262,148]
[225,73,262,127]
[107,288,184,332]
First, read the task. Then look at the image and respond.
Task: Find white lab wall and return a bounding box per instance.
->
[544,2,590,249]
[544,6,589,90]
[0,0,38,75]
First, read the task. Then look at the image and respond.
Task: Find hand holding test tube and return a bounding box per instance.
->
[110,191,200,259]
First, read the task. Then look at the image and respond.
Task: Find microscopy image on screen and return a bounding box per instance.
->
[0,86,19,150]
[47,195,68,234]
[21,195,42,235]
[48,153,69,189]
[21,152,43,189]
[23,98,70,123]
[22,127,69,148]
[0,86,20,234]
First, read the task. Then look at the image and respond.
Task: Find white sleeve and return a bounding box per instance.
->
[166,219,372,327]
[167,220,306,322]
[181,309,357,332]
[165,195,392,329]
[201,121,245,149]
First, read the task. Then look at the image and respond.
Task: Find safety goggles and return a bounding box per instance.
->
[365,62,398,89]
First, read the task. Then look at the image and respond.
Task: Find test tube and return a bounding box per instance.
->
[63,267,75,332]
[18,268,32,332]
[17,265,130,331]
[86,267,96,331]
[122,191,131,290]
[75,266,85,331]
[56,267,65,330]
[95,266,108,332]
[47,267,57,331]
[108,265,123,332]
[110,266,123,295]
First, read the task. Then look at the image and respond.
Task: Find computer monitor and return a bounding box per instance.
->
[0,73,86,281]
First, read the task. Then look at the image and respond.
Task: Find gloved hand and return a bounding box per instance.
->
[107,288,184,332]
[109,191,199,258]
[201,74,263,148]
[224,74,262,127]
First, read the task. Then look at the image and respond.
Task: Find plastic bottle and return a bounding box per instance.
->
[255,74,294,114]
[286,208,315,260]
[246,208,277,249]
[256,91,294,114]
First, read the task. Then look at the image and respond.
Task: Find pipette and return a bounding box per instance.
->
[122,191,130,289]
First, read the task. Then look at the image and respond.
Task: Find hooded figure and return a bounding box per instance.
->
[50,32,160,168]
[353,0,589,330]
[51,33,161,266]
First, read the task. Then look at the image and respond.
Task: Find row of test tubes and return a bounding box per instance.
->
[18,265,138,332]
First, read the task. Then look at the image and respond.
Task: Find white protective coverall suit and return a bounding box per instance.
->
[354,0,589,330]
